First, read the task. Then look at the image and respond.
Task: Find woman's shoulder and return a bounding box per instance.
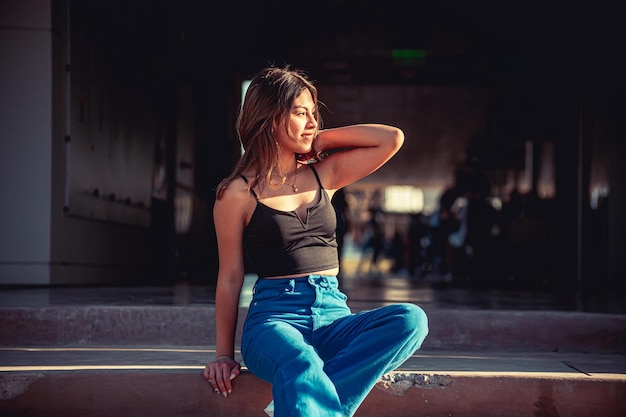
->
[214,178,258,228]
[216,176,257,210]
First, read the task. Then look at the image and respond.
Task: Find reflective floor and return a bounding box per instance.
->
[1,271,625,315]
[1,241,625,314]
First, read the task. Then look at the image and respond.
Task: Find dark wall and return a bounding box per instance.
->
[75,0,624,289]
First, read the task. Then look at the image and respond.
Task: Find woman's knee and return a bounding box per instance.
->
[395,303,429,342]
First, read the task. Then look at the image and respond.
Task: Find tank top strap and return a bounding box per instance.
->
[240,175,258,200]
[307,164,324,189]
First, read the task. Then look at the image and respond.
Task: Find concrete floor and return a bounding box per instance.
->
[2,234,625,313]
[0,269,624,315]
[0,273,623,313]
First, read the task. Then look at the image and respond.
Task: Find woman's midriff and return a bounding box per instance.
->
[261,267,340,279]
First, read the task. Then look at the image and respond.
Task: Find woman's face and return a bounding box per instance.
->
[275,88,318,154]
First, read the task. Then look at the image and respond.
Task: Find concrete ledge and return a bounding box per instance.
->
[1,348,624,375]
[2,303,625,416]
[1,368,624,417]
[1,347,625,417]
[2,306,625,353]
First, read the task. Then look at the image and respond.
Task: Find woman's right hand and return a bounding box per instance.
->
[203,356,241,398]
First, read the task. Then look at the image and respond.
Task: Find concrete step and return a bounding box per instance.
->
[1,305,626,416]
[2,305,626,353]
[1,347,625,417]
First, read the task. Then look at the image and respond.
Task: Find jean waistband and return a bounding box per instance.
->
[255,274,338,291]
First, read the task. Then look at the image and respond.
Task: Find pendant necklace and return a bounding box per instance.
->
[285,166,298,192]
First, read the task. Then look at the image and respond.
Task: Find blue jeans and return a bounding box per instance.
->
[241,275,428,417]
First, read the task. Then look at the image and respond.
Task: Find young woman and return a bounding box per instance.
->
[203,66,428,417]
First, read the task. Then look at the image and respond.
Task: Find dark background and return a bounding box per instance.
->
[4,0,621,292]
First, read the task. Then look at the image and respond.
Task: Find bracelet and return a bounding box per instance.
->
[215,355,233,361]
[296,149,330,165]
[316,149,330,162]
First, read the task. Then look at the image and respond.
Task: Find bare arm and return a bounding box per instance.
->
[312,124,404,190]
[203,181,249,397]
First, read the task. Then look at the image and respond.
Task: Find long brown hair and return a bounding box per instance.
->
[216,66,322,199]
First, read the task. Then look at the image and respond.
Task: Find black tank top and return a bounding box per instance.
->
[242,164,339,277]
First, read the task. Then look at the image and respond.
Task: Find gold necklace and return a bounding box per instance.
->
[285,166,298,192]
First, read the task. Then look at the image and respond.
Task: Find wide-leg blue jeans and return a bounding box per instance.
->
[241,275,429,417]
